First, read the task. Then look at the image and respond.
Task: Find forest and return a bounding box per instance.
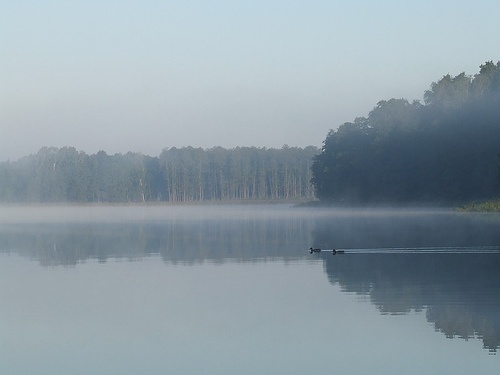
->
[0,146,318,203]
[312,61,500,204]
[3,62,500,205]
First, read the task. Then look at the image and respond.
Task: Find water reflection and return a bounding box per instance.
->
[320,253,500,353]
[1,206,500,355]
[312,209,500,354]
[0,206,314,265]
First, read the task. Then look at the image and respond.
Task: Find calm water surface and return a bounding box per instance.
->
[1,204,500,374]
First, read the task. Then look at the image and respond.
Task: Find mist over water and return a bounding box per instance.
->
[1,204,499,373]
[0,204,316,264]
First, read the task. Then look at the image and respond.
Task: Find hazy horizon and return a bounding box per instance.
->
[2,1,500,162]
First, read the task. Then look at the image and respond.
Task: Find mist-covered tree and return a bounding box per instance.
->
[0,146,318,203]
[312,61,500,204]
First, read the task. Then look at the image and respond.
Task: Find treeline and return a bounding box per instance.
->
[0,146,318,203]
[312,61,500,204]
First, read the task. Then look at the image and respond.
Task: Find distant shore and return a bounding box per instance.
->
[457,200,500,212]
[2,199,499,212]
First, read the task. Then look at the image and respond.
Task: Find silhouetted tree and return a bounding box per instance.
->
[312,61,500,204]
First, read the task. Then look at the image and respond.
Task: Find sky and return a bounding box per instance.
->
[2,0,500,161]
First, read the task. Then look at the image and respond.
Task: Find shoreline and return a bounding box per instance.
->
[457,200,500,213]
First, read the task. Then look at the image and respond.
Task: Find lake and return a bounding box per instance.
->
[1,204,500,374]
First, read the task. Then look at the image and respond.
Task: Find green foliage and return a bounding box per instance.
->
[0,146,319,203]
[457,200,500,212]
[312,61,500,204]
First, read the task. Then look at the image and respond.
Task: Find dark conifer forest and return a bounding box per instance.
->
[0,146,318,203]
[311,61,500,204]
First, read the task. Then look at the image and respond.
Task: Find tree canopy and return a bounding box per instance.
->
[0,146,318,203]
[312,61,500,204]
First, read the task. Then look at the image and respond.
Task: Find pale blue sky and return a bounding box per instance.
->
[2,0,500,160]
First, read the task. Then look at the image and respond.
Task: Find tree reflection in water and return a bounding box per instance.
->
[312,210,500,354]
[1,207,500,353]
[321,253,500,353]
